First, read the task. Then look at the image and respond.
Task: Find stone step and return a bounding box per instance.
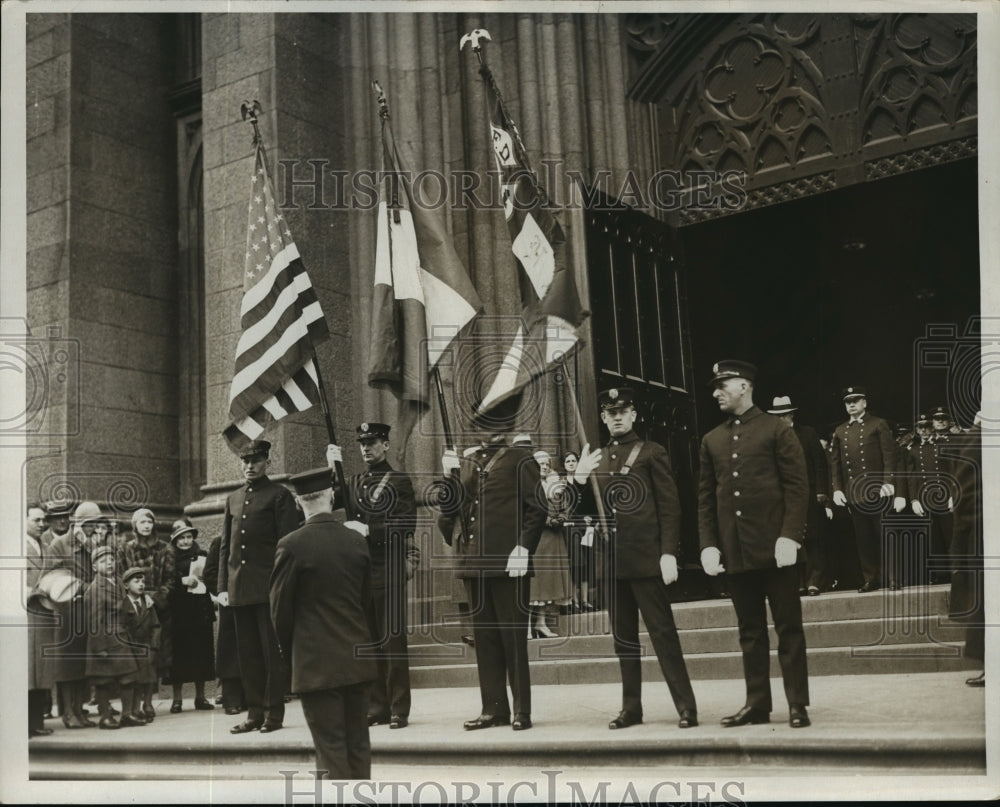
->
[408,614,968,668]
[410,585,953,644]
[410,642,977,689]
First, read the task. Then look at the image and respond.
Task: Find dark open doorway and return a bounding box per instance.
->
[682,158,980,437]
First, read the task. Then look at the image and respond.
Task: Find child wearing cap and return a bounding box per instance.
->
[121,568,161,725]
[83,547,138,729]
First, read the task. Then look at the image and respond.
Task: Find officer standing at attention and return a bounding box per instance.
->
[574,388,698,731]
[218,439,300,734]
[829,387,899,592]
[698,361,812,728]
[326,422,419,730]
[270,467,376,780]
[436,397,547,732]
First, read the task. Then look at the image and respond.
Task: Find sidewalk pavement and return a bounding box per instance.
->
[29,671,986,779]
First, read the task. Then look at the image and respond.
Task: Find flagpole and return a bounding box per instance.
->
[241,99,351,515]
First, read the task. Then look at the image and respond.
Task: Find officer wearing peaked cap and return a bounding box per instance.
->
[219,438,299,734]
[326,422,419,730]
[698,361,811,728]
[829,387,899,592]
[269,466,376,778]
[574,387,698,730]
[906,411,956,584]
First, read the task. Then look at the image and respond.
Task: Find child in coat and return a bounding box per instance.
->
[84,546,138,729]
[120,567,161,725]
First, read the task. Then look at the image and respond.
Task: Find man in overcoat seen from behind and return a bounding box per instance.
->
[270,467,376,780]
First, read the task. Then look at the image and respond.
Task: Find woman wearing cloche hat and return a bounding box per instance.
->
[164,518,216,713]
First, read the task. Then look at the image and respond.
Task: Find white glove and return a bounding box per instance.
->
[326,443,342,468]
[774,536,800,568]
[893,496,906,513]
[345,520,369,537]
[216,592,229,607]
[442,449,461,474]
[581,525,595,548]
[911,500,925,517]
[572,443,602,484]
[833,490,847,507]
[948,496,954,512]
[659,554,678,585]
[700,546,725,576]
[879,483,895,498]
[506,544,529,577]
[825,507,834,521]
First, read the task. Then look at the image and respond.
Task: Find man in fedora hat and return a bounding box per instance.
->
[436,394,547,732]
[41,500,74,551]
[699,361,811,728]
[830,387,899,592]
[270,466,377,779]
[219,439,300,734]
[767,396,831,596]
[326,422,419,729]
[574,387,698,731]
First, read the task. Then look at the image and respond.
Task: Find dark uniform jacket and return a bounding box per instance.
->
[337,459,419,591]
[437,441,546,578]
[945,426,982,621]
[269,512,376,694]
[219,475,300,607]
[592,430,681,579]
[699,406,810,574]
[829,413,896,504]
[793,423,829,502]
[906,438,956,510]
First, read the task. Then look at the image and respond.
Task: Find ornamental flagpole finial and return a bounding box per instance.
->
[371,80,390,121]
[240,99,263,146]
[460,28,491,64]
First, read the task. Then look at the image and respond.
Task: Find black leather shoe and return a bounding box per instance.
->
[858,580,880,593]
[966,673,985,687]
[259,722,283,734]
[389,715,408,729]
[511,714,532,731]
[230,719,263,734]
[461,634,475,646]
[463,714,510,730]
[30,727,54,737]
[721,706,770,727]
[789,705,810,728]
[807,586,820,596]
[170,700,182,714]
[225,706,243,715]
[678,710,698,728]
[194,698,215,711]
[119,714,146,727]
[368,713,390,727]
[608,710,642,730]
[98,716,121,730]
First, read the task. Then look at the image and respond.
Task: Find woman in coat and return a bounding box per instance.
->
[165,518,216,712]
[527,451,572,638]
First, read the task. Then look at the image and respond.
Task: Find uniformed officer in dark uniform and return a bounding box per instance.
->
[698,361,811,728]
[270,467,376,779]
[574,387,698,730]
[436,403,547,732]
[218,439,300,734]
[326,422,419,729]
[907,412,955,585]
[829,387,898,592]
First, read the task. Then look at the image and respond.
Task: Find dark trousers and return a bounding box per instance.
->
[233,602,289,724]
[367,585,411,719]
[727,565,809,712]
[301,683,371,780]
[464,576,531,717]
[609,576,697,717]
[29,689,48,732]
[851,510,884,584]
[929,511,954,582]
[802,501,828,589]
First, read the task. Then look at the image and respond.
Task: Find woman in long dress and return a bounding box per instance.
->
[527,451,572,638]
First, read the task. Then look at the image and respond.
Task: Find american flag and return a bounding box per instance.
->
[474,62,587,416]
[223,142,330,454]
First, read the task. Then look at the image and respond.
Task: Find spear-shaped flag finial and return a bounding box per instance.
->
[460,28,491,64]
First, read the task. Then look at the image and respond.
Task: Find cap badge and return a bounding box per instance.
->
[361,423,369,433]
[609,389,619,400]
